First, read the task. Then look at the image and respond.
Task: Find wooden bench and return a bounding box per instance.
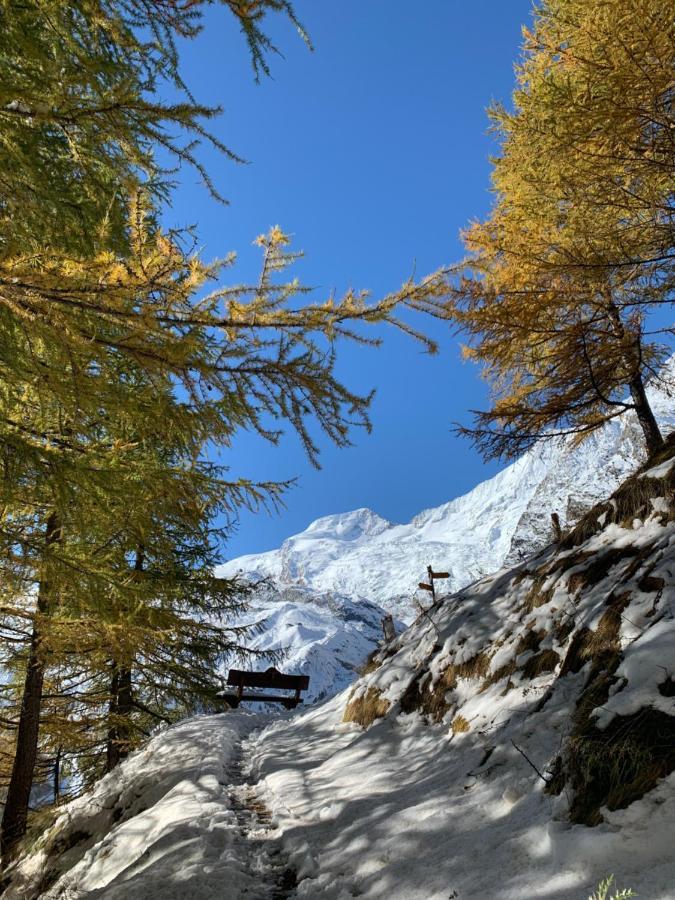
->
[222,666,310,710]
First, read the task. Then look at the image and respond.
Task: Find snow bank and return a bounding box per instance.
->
[6,712,264,899]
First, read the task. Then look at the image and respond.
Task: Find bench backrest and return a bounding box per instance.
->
[227,666,310,692]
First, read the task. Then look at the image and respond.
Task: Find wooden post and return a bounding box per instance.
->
[551,512,562,542]
[382,614,396,643]
[418,567,450,603]
[427,566,436,601]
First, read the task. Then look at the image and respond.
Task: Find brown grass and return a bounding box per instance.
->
[451,714,470,734]
[522,575,554,612]
[515,627,545,655]
[343,687,389,728]
[560,590,630,678]
[400,652,490,723]
[638,573,665,595]
[358,650,383,677]
[549,578,675,825]
[562,435,675,550]
[567,709,675,826]
[521,648,561,679]
[480,659,516,694]
[481,626,560,690]
[554,616,575,644]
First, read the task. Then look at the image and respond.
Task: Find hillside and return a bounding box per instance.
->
[248,434,675,898]
[217,375,673,705]
[220,371,674,624]
[6,435,674,899]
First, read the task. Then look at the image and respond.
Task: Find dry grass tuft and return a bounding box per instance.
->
[20,804,64,857]
[480,659,516,694]
[567,709,675,826]
[401,652,490,723]
[550,577,675,825]
[522,575,554,612]
[515,627,545,656]
[358,650,383,677]
[561,590,630,678]
[451,714,470,734]
[343,687,389,728]
[638,573,665,595]
[567,547,640,594]
[554,616,575,644]
[481,627,559,690]
[520,648,560,679]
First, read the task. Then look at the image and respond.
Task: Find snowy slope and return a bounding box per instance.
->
[250,439,675,899]
[3,712,268,899]
[225,584,395,704]
[220,371,675,623]
[12,439,675,900]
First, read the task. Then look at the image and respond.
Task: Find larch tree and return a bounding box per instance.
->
[0,211,451,859]
[0,1,308,854]
[448,0,673,459]
[0,0,312,255]
[0,0,457,862]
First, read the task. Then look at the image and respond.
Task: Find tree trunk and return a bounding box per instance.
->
[105,666,120,772]
[603,297,663,455]
[1,512,61,865]
[53,746,62,805]
[628,371,664,455]
[105,548,142,771]
[105,664,133,769]
[116,667,133,761]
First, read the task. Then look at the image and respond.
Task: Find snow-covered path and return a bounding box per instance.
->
[226,731,298,899]
[5,712,299,900]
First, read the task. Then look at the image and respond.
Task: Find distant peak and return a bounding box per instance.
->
[298,507,392,541]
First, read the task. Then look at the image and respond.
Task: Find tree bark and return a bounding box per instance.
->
[105,666,120,772]
[105,664,133,769]
[53,745,62,805]
[1,512,61,865]
[628,371,664,455]
[603,297,663,454]
[116,666,133,761]
[105,549,142,771]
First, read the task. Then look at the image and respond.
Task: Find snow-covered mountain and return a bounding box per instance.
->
[224,584,396,705]
[220,371,674,625]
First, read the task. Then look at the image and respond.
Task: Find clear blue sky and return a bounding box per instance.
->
[167,0,535,559]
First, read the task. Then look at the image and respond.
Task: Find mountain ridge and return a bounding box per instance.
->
[219,370,674,625]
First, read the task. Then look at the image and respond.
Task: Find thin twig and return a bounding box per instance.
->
[511,739,551,784]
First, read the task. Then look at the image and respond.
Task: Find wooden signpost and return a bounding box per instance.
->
[418,565,450,601]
